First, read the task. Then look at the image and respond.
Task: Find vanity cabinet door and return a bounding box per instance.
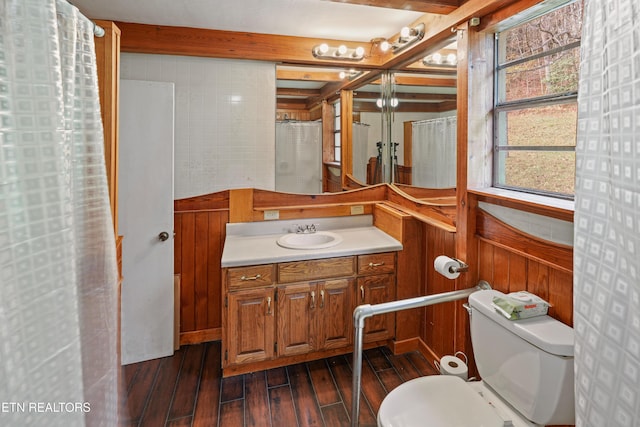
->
[226,287,275,366]
[277,283,318,357]
[357,274,396,343]
[317,278,354,350]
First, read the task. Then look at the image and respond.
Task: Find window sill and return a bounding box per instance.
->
[468,187,574,222]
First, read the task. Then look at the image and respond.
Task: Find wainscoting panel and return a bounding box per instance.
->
[476,211,573,326]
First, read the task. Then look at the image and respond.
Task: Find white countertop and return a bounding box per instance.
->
[221,215,403,267]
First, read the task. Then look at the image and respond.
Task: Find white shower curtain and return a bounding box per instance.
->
[0,1,118,426]
[275,121,322,194]
[352,122,370,184]
[574,0,640,425]
[412,116,457,188]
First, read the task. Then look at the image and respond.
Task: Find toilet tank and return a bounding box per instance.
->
[468,290,575,426]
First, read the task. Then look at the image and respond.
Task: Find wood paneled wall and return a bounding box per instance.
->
[476,210,573,325]
[421,224,457,359]
[174,191,230,344]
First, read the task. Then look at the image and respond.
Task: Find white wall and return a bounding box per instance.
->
[121,54,276,199]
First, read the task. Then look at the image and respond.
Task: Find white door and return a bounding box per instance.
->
[118,79,175,365]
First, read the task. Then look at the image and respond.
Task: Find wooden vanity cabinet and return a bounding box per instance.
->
[226,287,275,365]
[357,252,397,343]
[276,256,355,357]
[222,252,395,376]
[316,278,355,350]
[277,277,355,357]
[277,282,317,356]
[223,264,276,366]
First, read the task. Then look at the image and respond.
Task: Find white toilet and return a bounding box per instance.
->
[377,289,575,427]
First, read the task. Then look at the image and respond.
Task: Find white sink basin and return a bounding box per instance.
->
[276,231,343,250]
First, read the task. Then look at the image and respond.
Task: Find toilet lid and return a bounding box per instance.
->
[378,376,506,427]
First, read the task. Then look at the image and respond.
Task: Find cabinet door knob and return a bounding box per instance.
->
[310,291,316,309]
[240,274,262,281]
[158,231,170,241]
[368,262,384,267]
[360,285,365,301]
[320,290,325,308]
[266,296,272,315]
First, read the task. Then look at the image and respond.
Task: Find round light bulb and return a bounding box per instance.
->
[339,71,346,79]
[380,40,390,52]
[337,45,348,56]
[376,98,383,108]
[400,26,411,38]
[432,52,442,64]
[447,53,457,64]
[390,98,399,107]
[354,46,365,58]
[318,43,329,54]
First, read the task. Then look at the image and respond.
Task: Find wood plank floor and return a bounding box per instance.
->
[120,341,438,427]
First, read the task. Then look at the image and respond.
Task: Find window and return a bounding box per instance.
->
[493,0,583,198]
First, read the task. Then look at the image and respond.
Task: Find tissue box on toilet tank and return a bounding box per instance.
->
[491,291,550,320]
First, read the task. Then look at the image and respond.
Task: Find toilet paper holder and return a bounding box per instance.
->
[448,257,469,274]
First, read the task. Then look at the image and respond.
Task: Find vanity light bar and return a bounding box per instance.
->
[391,23,425,53]
[423,51,457,66]
[312,43,365,61]
[339,69,362,80]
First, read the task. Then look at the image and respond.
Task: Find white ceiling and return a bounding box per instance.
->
[71,0,425,42]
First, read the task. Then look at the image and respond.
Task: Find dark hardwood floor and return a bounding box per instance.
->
[120,341,438,427]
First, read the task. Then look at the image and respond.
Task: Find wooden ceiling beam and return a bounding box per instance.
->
[116,21,385,68]
[324,0,459,14]
[277,69,346,82]
[395,75,456,87]
[115,0,534,71]
[368,75,457,87]
[354,100,456,113]
[276,88,321,97]
[277,99,310,110]
[354,91,457,101]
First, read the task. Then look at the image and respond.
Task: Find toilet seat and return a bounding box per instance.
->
[377,376,536,427]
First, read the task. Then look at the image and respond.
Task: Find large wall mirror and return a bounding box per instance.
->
[352,62,457,189]
[274,40,458,194]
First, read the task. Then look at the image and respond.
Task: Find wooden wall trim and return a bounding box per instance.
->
[340,90,354,188]
[385,186,457,231]
[343,173,368,190]
[174,190,230,212]
[180,328,221,345]
[392,184,456,200]
[94,20,121,234]
[252,185,388,209]
[476,210,573,273]
[469,189,574,222]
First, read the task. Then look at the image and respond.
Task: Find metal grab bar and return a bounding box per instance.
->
[350,280,491,427]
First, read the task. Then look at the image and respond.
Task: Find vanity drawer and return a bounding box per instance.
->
[278,256,355,283]
[358,252,396,275]
[227,264,275,290]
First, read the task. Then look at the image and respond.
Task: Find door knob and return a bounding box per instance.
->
[158,231,170,241]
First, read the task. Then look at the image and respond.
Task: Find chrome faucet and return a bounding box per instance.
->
[293,223,319,234]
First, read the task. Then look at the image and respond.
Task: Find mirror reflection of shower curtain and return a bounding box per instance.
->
[275,121,322,194]
[352,122,370,184]
[412,116,457,188]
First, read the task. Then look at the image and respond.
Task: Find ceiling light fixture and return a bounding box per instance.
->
[312,43,365,61]
[390,23,425,53]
